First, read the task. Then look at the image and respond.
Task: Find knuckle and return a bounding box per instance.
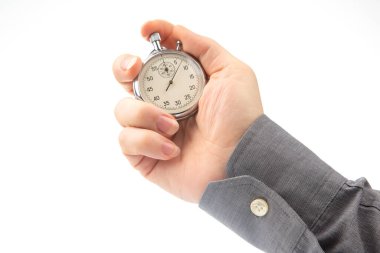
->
[130,103,145,119]
[115,98,162,129]
[119,129,137,156]
[115,98,138,125]
[130,102,159,124]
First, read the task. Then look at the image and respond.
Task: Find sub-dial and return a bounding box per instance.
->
[158,62,175,78]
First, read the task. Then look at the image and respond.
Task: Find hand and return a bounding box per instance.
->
[113,20,263,203]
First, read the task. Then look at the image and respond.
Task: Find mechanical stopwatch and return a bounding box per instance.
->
[133,32,206,120]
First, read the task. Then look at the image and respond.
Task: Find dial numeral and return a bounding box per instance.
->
[153,96,160,101]
[146,87,153,92]
[175,100,182,106]
[189,74,194,79]
[189,85,196,90]
[146,76,153,81]
[163,101,170,106]
[174,59,178,65]
[183,65,188,70]
[151,66,158,71]
[184,94,191,100]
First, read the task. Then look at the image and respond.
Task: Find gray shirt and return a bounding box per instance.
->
[199,115,380,253]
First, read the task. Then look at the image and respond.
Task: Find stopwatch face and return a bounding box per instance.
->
[134,51,206,118]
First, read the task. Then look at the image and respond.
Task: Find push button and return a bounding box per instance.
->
[250,198,269,217]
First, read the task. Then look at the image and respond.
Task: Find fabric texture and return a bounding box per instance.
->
[199,115,380,253]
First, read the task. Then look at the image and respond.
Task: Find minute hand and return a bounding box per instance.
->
[166,60,183,92]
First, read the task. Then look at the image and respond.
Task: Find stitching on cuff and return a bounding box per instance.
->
[291,226,308,253]
[310,180,346,231]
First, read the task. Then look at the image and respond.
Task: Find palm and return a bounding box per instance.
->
[141,64,262,202]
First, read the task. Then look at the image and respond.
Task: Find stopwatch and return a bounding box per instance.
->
[133,32,207,120]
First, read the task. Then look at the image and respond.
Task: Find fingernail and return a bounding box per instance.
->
[120,56,137,71]
[156,115,179,135]
[162,142,180,157]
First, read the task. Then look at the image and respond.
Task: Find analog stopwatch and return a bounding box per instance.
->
[133,32,206,120]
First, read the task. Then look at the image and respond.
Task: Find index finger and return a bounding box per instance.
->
[141,20,233,75]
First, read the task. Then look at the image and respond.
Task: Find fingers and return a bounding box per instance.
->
[119,127,180,160]
[112,54,142,93]
[141,20,233,75]
[116,98,181,161]
[115,98,179,137]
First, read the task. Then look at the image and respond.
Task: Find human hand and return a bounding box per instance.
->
[113,20,263,203]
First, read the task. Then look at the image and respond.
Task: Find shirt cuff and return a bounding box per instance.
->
[226,114,346,227]
[199,115,346,252]
[200,176,323,252]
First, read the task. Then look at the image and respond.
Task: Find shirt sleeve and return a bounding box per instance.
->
[199,115,380,253]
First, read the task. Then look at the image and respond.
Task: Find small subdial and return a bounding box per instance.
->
[158,62,175,78]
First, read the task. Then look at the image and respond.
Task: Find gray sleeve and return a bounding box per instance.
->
[199,115,380,253]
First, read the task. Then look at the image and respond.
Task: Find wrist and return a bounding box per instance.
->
[196,113,264,203]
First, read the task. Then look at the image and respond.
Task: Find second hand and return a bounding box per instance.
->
[166,59,183,92]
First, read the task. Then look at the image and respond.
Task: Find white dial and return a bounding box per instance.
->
[136,52,205,116]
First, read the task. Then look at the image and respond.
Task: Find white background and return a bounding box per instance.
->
[0,0,379,252]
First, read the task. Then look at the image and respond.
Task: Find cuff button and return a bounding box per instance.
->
[250,198,269,217]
